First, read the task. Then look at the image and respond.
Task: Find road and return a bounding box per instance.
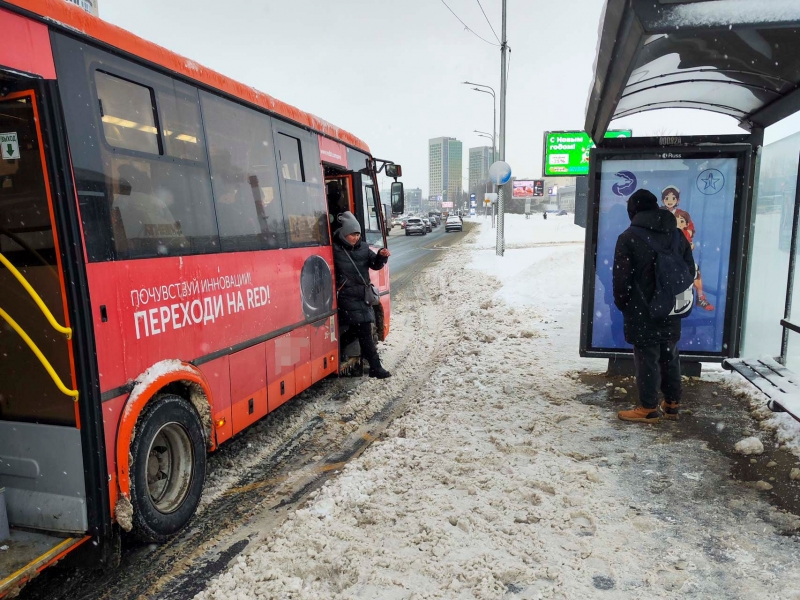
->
[388,221,472,295]
[18,221,474,600]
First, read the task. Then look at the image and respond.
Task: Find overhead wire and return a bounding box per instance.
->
[475,0,501,43]
[438,0,501,47]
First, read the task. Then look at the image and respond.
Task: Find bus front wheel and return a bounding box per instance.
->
[128,394,207,543]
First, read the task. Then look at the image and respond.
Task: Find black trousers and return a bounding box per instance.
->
[341,322,381,369]
[632,341,681,409]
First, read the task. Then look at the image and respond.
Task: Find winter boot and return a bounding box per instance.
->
[368,362,391,379]
[660,400,680,420]
[617,406,660,423]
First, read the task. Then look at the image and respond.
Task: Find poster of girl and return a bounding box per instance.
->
[673,206,714,311]
[662,185,680,214]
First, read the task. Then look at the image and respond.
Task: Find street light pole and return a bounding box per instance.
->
[497,0,508,257]
[462,82,496,167]
[474,130,493,202]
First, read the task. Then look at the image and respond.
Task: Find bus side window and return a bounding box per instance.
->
[274,126,329,248]
[200,92,286,252]
[95,71,160,155]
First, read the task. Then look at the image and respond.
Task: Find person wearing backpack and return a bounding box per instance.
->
[612,189,695,423]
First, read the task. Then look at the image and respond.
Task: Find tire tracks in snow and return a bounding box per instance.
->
[20,228,470,600]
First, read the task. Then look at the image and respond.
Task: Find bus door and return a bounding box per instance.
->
[352,171,389,340]
[0,90,88,595]
[325,173,355,231]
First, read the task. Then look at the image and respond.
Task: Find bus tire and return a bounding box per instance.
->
[128,394,206,543]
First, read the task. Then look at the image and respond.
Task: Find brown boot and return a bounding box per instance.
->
[618,406,660,423]
[660,400,680,420]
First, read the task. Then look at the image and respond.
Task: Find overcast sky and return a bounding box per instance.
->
[98,0,786,196]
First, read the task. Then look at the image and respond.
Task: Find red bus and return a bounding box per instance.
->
[0,1,404,595]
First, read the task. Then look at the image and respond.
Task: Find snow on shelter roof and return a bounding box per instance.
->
[585,0,800,143]
[2,0,370,155]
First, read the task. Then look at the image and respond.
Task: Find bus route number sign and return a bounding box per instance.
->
[0,132,20,160]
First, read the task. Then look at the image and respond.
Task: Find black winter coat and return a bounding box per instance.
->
[612,209,695,347]
[332,232,388,325]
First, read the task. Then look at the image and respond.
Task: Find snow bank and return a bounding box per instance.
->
[470,213,585,250]
[658,0,800,27]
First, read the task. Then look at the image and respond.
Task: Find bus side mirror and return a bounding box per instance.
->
[386,164,402,178]
[390,182,404,215]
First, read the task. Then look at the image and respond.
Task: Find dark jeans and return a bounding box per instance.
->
[632,342,681,409]
[341,322,381,369]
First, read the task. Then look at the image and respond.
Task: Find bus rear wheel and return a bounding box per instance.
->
[129,394,206,543]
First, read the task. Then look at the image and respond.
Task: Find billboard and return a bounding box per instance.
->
[442,201,454,208]
[580,144,751,359]
[512,180,536,198]
[543,130,632,177]
[533,180,544,196]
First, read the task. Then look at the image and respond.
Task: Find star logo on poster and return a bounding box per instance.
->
[696,169,724,195]
[701,172,719,191]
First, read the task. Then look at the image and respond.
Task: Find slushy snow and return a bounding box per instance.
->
[194,214,800,600]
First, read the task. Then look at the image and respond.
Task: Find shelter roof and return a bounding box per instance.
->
[586,0,800,143]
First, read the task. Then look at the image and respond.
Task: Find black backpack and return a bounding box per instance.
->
[630,226,694,319]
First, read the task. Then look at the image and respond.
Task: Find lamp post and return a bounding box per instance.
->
[462,82,496,165]
[474,131,494,200]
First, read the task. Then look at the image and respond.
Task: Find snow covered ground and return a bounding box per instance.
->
[194,215,800,600]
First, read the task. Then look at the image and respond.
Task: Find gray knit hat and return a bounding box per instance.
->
[337,211,361,237]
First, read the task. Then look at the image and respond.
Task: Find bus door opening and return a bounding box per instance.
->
[324,172,354,235]
[0,86,88,595]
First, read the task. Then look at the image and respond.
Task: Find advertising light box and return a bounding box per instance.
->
[512,180,535,198]
[544,130,631,177]
[580,143,752,360]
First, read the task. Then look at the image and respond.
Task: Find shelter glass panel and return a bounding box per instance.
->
[741,132,800,362]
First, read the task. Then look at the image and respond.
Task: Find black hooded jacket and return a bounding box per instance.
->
[612,206,695,346]
[332,231,388,325]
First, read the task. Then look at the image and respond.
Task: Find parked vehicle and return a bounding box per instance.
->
[557,210,568,216]
[422,218,432,232]
[405,218,426,236]
[445,216,463,232]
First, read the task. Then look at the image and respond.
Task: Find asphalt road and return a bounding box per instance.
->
[387,221,473,295]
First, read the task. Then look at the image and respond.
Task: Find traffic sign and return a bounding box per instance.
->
[489,161,512,185]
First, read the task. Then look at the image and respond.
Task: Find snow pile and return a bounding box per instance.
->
[734,436,764,455]
[658,0,800,27]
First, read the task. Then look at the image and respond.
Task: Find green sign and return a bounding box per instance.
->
[543,130,631,176]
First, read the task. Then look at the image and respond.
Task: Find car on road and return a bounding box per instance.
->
[422,218,432,232]
[405,217,426,236]
[556,210,568,216]
[445,216,462,232]
[429,217,438,228]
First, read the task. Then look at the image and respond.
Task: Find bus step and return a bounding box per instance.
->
[0,532,88,598]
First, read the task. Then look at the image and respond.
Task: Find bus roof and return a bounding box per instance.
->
[2,0,370,155]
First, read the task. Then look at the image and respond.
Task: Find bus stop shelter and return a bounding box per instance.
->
[581,0,800,418]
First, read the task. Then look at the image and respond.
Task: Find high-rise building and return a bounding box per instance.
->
[64,0,99,15]
[428,137,462,206]
[468,146,494,195]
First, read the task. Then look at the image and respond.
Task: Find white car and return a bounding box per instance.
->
[445,216,462,232]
